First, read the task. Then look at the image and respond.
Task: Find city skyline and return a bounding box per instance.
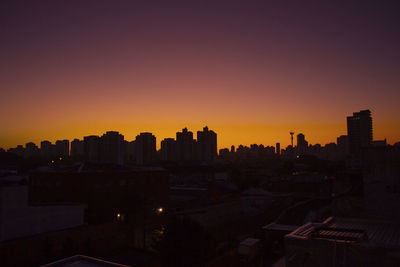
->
[1,1,399,150]
[0,114,396,151]
[2,2,400,266]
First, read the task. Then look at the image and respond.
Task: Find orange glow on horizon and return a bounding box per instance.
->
[1,2,399,150]
[1,120,398,151]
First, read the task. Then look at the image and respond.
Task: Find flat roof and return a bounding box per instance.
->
[170,186,208,191]
[286,217,400,249]
[240,238,260,247]
[41,255,130,267]
[263,223,299,232]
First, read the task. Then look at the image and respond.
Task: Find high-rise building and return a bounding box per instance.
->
[276,142,280,155]
[125,140,136,163]
[55,139,69,158]
[70,139,84,158]
[24,142,39,158]
[83,135,100,163]
[296,133,308,155]
[100,131,124,165]
[161,138,176,161]
[135,132,156,165]
[347,109,373,155]
[336,135,349,157]
[196,126,217,162]
[40,141,55,158]
[176,128,195,161]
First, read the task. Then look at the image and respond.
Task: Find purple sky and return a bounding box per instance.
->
[1,1,399,148]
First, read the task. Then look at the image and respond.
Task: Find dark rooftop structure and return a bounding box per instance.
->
[284,217,400,267]
[41,255,130,267]
[28,165,169,224]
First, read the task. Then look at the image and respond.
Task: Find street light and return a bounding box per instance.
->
[157,207,163,215]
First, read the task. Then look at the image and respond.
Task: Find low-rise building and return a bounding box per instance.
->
[285,217,400,266]
[29,166,169,224]
[0,176,85,242]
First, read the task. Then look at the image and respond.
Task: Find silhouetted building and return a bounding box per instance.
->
[40,140,55,158]
[176,128,195,161]
[125,140,136,163]
[70,139,84,158]
[219,148,230,158]
[372,139,387,147]
[362,146,400,221]
[285,217,400,266]
[24,142,39,158]
[296,133,308,155]
[283,145,294,158]
[196,126,217,163]
[323,142,337,160]
[135,133,156,165]
[276,142,280,155]
[100,131,124,165]
[8,145,25,157]
[29,167,169,224]
[336,135,349,158]
[231,145,235,153]
[55,139,69,158]
[0,176,85,241]
[347,109,373,155]
[161,138,176,161]
[83,135,100,163]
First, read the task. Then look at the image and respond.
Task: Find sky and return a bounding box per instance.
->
[1,0,399,150]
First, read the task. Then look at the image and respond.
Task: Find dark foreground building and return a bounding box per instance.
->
[29,166,169,224]
[285,217,400,266]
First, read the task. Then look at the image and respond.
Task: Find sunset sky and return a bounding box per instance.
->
[1,1,399,150]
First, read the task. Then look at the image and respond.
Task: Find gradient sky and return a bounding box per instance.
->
[1,0,399,150]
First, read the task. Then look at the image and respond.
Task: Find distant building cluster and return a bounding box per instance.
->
[3,110,400,166]
[4,127,218,165]
[276,109,390,161]
[220,109,395,163]
[219,144,276,161]
[161,126,217,163]
[217,109,398,164]
[1,109,400,267]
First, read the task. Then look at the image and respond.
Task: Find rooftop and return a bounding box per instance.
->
[272,198,332,226]
[41,255,130,267]
[240,237,260,247]
[286,217,400,248]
